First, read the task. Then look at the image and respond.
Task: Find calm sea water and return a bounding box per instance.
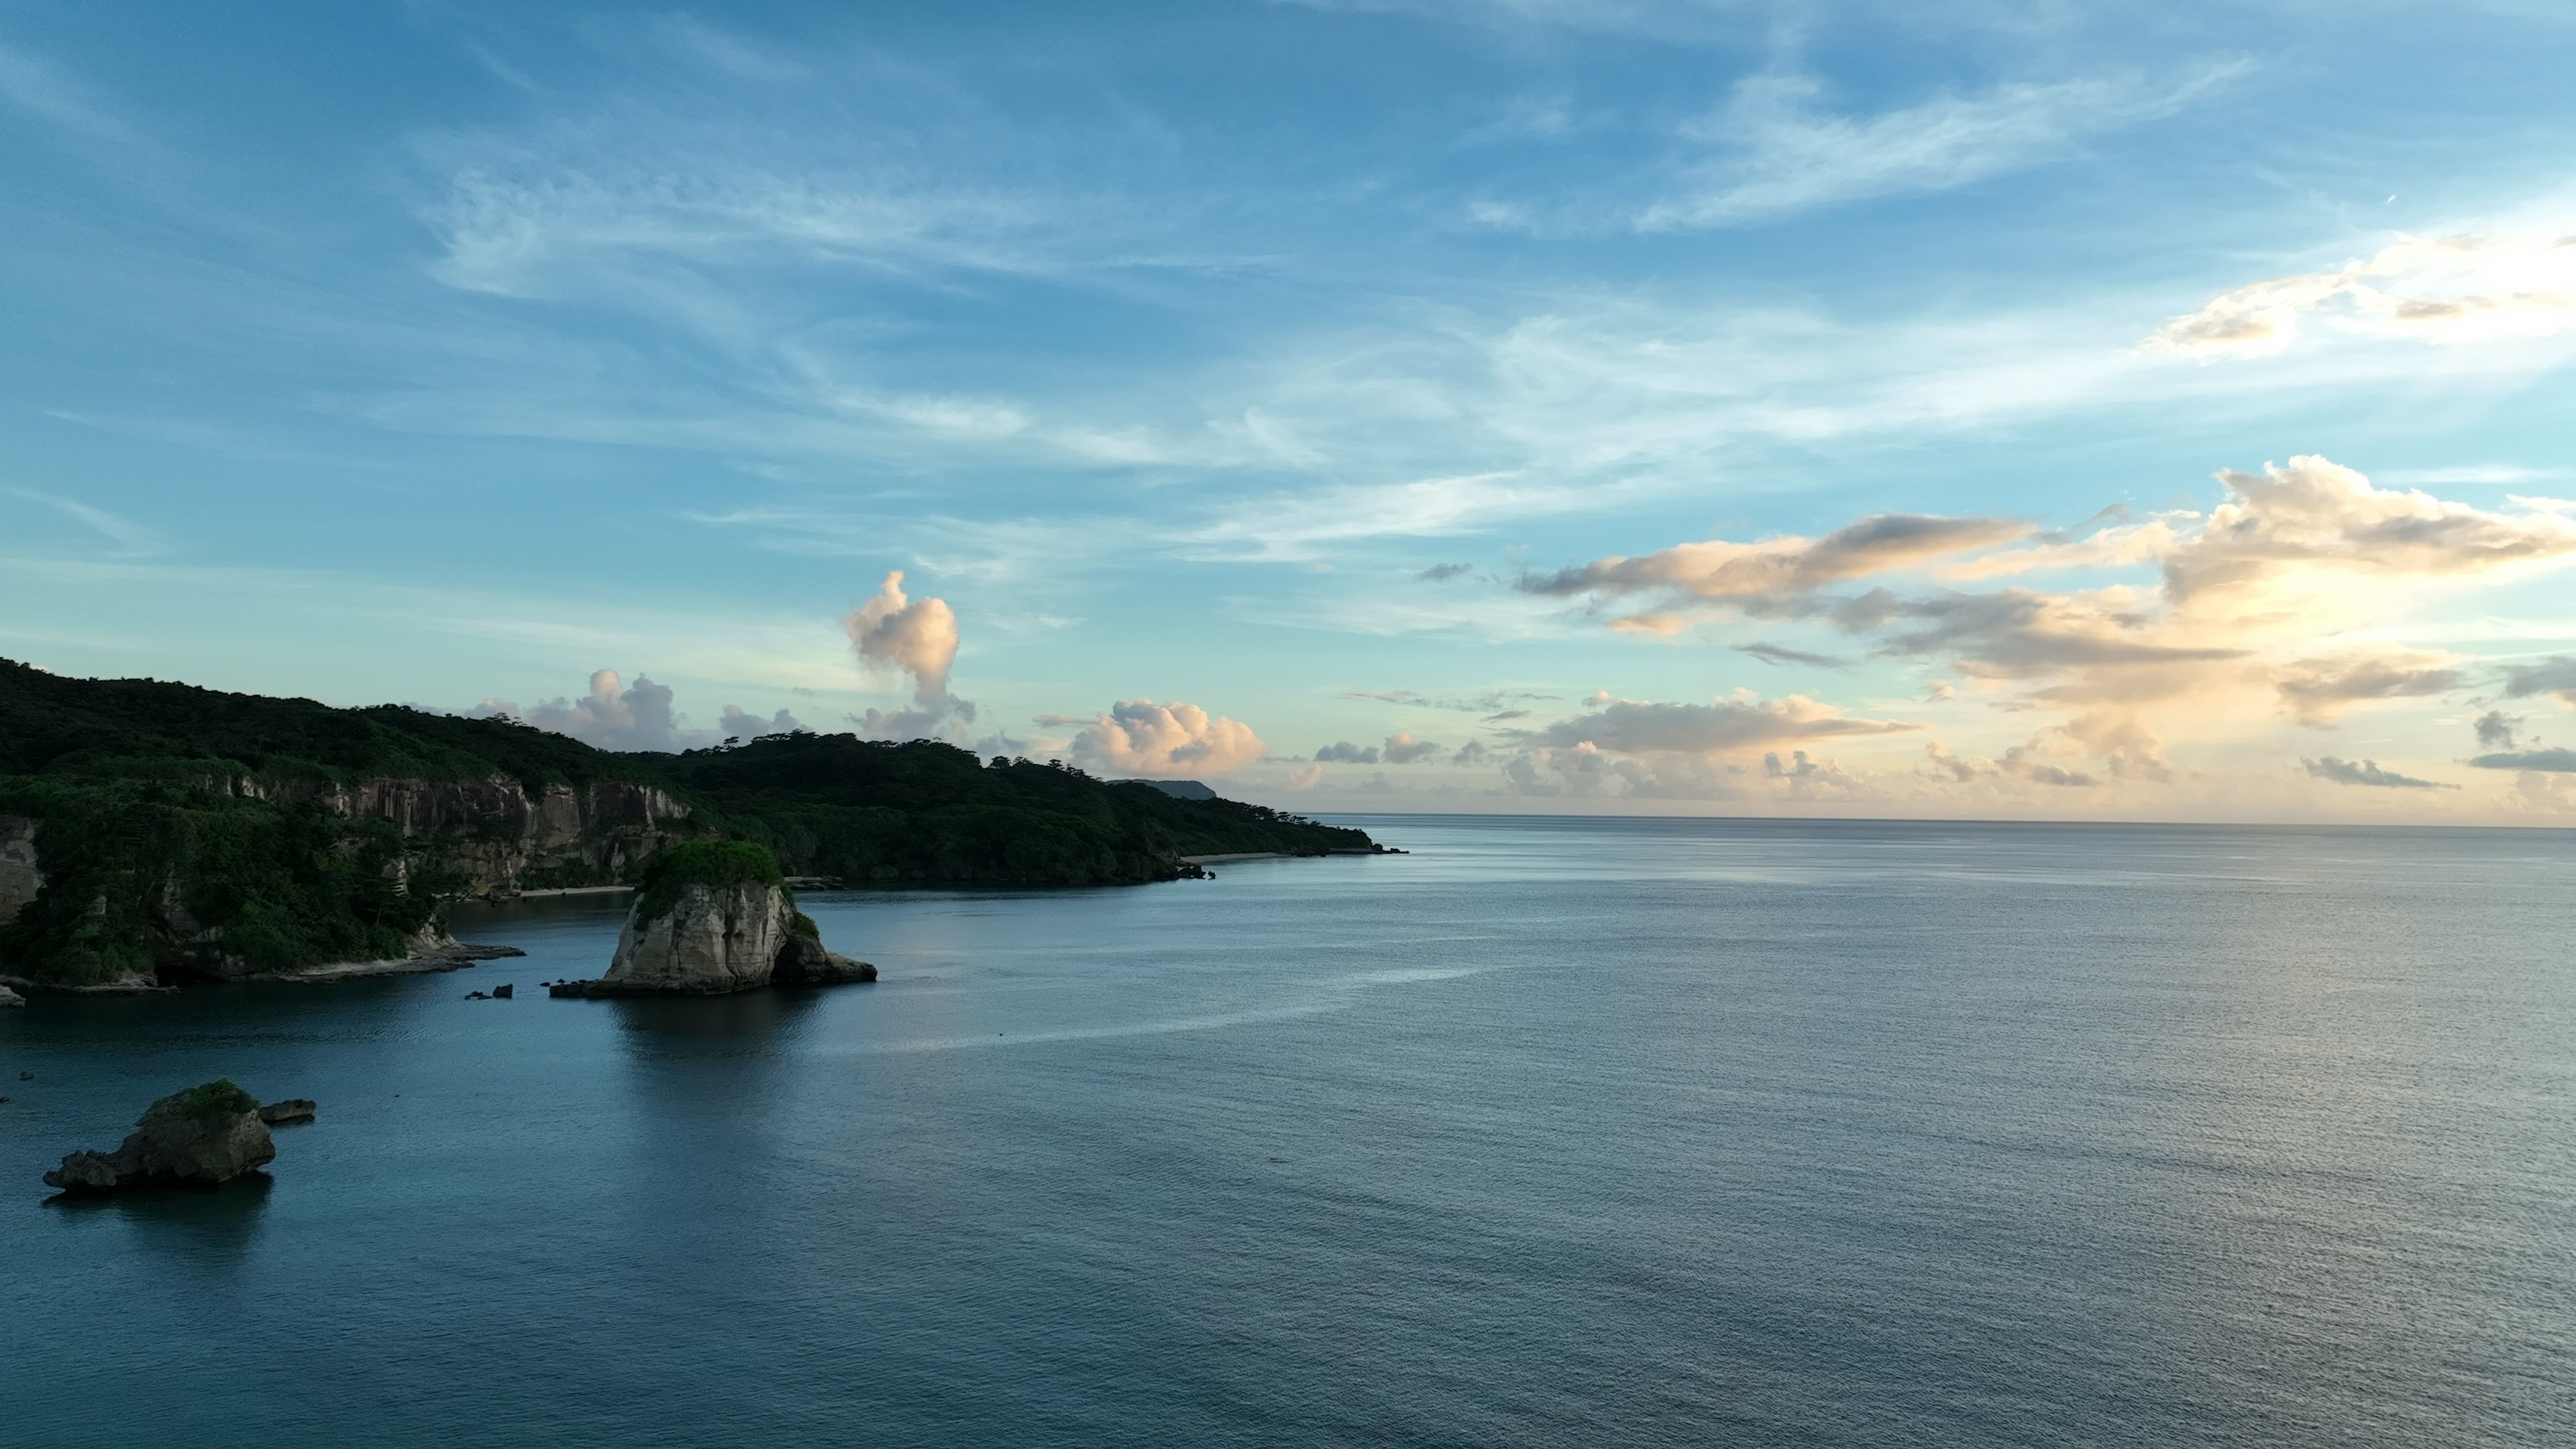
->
[3,816,2572,1448]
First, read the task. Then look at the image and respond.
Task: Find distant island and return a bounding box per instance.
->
[0,659,1381,994]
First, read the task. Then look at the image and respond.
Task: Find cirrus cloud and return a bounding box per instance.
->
[2147,231,2576,360]
[1522,512,2028,602]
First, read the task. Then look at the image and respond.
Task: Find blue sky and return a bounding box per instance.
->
[6,1,2576,819]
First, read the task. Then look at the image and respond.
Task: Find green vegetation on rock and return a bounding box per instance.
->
[656,731,1373,886]
[633,841,786,924]
[0,775,442,987]
[166,1079,262,1124]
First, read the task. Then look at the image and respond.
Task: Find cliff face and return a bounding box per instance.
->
[233,773,691,896]
[0,777,695,991]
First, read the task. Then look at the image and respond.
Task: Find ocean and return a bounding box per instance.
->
[2,816,2571,1447]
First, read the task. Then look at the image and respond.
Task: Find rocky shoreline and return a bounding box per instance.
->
[0,939,526,996]
[246,941,525,985]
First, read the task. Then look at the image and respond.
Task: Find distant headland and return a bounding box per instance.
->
[0,658,1383,995]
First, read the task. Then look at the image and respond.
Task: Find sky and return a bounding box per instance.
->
[5,0,2576,821]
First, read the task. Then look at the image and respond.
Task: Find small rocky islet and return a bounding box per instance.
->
[548,841,877,998]
[42,1079,311,1196]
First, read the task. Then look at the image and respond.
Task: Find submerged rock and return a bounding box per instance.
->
[259,1099,316,1126]
[44,1080,276,1195]
[549,842,875,998]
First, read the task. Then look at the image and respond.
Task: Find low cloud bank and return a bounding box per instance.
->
[1070,700,1266,778]
[478,669,800,753]
[2303,756,2453,790]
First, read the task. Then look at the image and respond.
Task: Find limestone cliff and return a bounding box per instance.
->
[0,775,689,991]
[600,878,802,993]
[219,773,692,896]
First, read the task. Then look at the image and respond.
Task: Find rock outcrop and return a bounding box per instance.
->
[772,930,878,986]
[44,1080,277,1194]
[0,814,39,928]
[259,1099,316,1126]
[549,842,875,998]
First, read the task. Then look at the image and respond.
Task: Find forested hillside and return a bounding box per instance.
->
[0,659,1374,989]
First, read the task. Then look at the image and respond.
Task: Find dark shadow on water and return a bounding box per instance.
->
[600,991,841,1232]
[47,1171,275,1266]
[603,987,824,1059]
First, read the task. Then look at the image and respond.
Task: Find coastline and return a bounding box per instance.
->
[1179,847,1406,865]
[244,942,525,984]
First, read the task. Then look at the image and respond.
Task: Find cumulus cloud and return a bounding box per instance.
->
[1923,739,2103,788]
[482,668,694,752]
[1762,748,1862,798]
[843,570,977,739]
[2303,757,2453,790]
[1070,700,1267,777]
[2147,230,2576,360]
[2475,710,2521,750]
[1505,741,1747,800]
[1382,731,1442,764]
[1316,740,1380,764]
[1453,739,1493,767]
[718,704,805,740]
[2162,458,2576,604]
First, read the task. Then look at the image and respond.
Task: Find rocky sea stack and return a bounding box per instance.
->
[549,842,875,998]
[44,1079,277,1195]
